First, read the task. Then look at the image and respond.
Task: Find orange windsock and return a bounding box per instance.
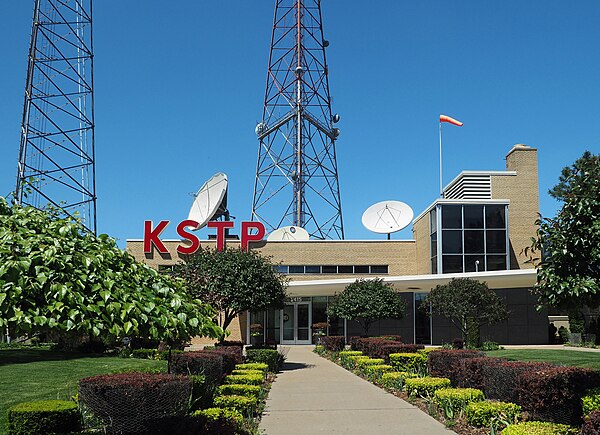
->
[440,114,463,126]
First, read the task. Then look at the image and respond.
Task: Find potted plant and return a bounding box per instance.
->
[249,323,264,345]
[312,322,329,344]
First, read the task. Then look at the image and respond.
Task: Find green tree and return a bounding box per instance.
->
[424,278,508,347]
[173,247,287,338]
[526,151,600,309]
[0,197,222,344]
[326,278,406,336]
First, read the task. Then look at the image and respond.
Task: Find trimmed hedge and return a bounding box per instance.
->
[389,353,426,374]
[380,371,417,391]
[190,374,215,411]
[171,351,223,384]
[501,421,578,435]
[210,347,243,374]
[457,356,506,390]
[356,358,385,370]
[246,348,284,372]
[214,394,258,416]
[370,343,425,361]
[348,355,371,369]
[8,400,81,435]
[482,361,554,403]
[231,369,264,377]
[584,388,600,417]
[339,350,363,368]
[427,349,484,385]
[363,364,393,381]
[224,374,264,386]
[405,377,451,398]
[217,384,262,398]
[78,372,192,434]
[321,335,346,352]
[582,410,600,435]
[517,366,600,426]
[433,387,484,419]
[465,400,521,428]
[192,407,245,435]
[235,363,268,373]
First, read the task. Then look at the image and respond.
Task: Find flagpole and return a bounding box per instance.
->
[439,121,443,198]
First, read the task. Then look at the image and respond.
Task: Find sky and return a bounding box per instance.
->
[0,1,598,246]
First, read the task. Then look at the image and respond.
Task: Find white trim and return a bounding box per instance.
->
[413,198,510,225]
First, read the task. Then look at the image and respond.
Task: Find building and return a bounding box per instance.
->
[127,144,550,346]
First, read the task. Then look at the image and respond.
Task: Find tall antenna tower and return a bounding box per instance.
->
[252,0,344,239]
[16,0,96,234]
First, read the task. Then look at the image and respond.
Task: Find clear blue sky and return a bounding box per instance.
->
[1,1,598,245]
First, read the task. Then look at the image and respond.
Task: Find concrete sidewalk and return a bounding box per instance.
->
[259,346,455,434]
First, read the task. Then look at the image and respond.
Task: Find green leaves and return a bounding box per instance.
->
[0,198,223,343]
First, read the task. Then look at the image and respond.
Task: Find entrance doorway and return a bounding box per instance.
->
[281,301,312,344]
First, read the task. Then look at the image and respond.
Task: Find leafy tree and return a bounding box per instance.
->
[0,197,222,344]
[424,278,508,347]
[526,151,600,309]
[173,247,287,337]
[326,278,406,336]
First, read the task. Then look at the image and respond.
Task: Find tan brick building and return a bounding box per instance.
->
[127,145,548,346]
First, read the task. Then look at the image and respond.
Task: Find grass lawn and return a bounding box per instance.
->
[0,349,166,434]
[486,348,600,370]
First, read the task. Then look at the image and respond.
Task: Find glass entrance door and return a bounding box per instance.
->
[281,302,312,344]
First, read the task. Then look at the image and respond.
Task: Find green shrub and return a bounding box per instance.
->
[433,387,484,419]
[224,373,264,385]
[583,388,600,416]
[479,341,502,351]
[501,421,578,435]
[231,369,264,377]
[405,377,451,398]
[213,394,257,416]
[8,400,81,435]
[131,348,157,359]
[192,407,244,434]
[356,358,385,371]
[364,364,393,381]
[339,350,363,368]
[465,400,521,429]
[245,349,284,372]
[389,352,427,374]
[217,384,262,398]
[347,355,370,369]
[235,363,268,373]
[417,348,440,356]
[380,371,417,391]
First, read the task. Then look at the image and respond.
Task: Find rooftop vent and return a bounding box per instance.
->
[444,173,492,199]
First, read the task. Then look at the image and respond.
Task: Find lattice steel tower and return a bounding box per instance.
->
[252,0,344,239]
[16,0,96,234]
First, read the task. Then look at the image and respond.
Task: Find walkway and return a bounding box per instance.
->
[259,346,455,435]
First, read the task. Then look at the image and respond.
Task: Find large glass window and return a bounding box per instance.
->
[415,293,431,345]
[434,204,509,274]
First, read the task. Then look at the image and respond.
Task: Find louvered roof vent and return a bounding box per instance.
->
[444,173,492,199]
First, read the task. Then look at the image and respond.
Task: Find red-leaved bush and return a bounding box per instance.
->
[209,347,242,375]
[457,356,507,390]
[78,373,192,434]
[517,366,600,426]
[582,410,600,435]
[370,344,425,362]
[482,361,554,403]
[321,336,346,352]
[427,349,484,385]
[171,351,223,384]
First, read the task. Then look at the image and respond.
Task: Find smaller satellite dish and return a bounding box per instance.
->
[255,122,266,136]
[332,113,340,123]
[323,40,330,48]
[362,200,414,234]
[295,66,304,75]
[332,128,340,138]
[188,173,228,230]
[267,226,310,241]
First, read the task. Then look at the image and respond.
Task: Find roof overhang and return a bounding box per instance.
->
[287,268,537,297]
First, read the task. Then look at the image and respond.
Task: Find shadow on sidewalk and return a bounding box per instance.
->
[281,361,315,371]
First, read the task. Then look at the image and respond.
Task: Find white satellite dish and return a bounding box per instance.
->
[267,226,310,241]
[187,172,228,230]
[362,200,414,235]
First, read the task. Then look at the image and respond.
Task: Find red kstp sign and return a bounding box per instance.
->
[143,220,266,254]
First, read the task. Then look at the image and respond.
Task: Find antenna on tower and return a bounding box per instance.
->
[251,0,344,240]
[16,0,97,234]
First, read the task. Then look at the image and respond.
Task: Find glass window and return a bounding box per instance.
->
[431,256,438,274]
[486,230,507,253]
[465,255,485,272]
[274,265,288,273]
[305,265,321,274]
[442,230,462,254]
[289,265,304,274]
[430,209,437,234]
[338,265,353,274]
[442,205,462,229]
[322,265,337,274]
[464,230,484,254]
[430,232,437,257]
[414,293,431,345]
[486,205,506,228]
[487,255,507,271]
[464,205,484,228]
[442,255,463,273]
[354,265,369,274]
[370,265,388,274]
